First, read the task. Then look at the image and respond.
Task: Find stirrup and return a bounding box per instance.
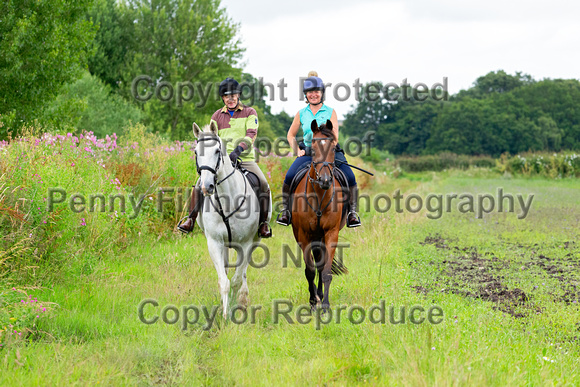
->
[276,209,291,226]
[346,211,361,228]
[259,222,273,238]
[177,216,192,233]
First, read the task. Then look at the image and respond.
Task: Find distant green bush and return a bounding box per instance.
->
[40,72,142,137]
[497,152,580,178]
[396,153,496,172]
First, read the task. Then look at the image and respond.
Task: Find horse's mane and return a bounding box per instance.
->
[316,123,336,142]
[201,124,213,134]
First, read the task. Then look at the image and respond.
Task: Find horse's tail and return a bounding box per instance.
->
[331,256,348,276]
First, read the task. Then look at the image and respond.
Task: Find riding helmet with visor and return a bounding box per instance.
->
[219,77,241,96]
[303,71,325,104]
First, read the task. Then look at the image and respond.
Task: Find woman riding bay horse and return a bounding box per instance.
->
[277,71,361,228]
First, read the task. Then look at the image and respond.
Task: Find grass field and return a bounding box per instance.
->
[2,170,579,386]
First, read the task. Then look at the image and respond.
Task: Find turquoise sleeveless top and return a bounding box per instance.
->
[299,104,333,147]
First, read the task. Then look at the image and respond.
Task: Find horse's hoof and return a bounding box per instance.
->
[237,298,249,310]
[237,291,249,308]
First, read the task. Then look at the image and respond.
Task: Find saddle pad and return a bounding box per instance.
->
[238,167,261,200]
[289,164,350,223]
[290,165,349,193]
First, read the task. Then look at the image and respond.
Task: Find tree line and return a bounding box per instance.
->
[341,70,580,156]
[0,0,291,140]
[3,1,578,153]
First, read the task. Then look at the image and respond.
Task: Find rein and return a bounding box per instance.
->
[196,135,248,245]
[305,137,337,229]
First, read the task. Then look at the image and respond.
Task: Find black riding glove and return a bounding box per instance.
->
[229,145,244,163]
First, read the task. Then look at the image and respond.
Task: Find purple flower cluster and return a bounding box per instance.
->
[42,132,118,151]
[163,140,196,154]
[2,131,197,159]
[0,293,48,346]
[110,177,122,190]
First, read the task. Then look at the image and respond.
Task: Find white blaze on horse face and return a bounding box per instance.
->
[321,140,326,146]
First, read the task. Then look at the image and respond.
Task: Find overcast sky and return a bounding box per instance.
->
[219,0,580,119]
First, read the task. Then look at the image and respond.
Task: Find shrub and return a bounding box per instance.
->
[396,153,495,172]
[498,152,580,178]
[0,124,197,284]
[0,288,52,349]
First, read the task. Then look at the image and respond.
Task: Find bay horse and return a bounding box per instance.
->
[291,120,348,312]
[192,121,269,318]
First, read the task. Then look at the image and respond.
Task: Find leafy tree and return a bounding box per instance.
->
[341,82,393,148]
[86,0,133,90]
[119,0,244,139]
[41,71,142,137]
[455,70,535,100]
[342,82,442,155]
[537,116,562,151]
[0,0,96,137]
[266,109,293,139]
[343,73,580,156]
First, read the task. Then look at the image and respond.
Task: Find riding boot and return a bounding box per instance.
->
[346,185,362,228]
[177,186,202,233]
[258,192,272,238]
[276,183,292,226]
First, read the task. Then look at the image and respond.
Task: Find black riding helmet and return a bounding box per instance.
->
[219,77,241,96]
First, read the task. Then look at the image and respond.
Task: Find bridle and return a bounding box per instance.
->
[305,136,336,228]
[309,136,335,188]
[195,135,235,185]
[195,136,222,176]
[194,134,247,245]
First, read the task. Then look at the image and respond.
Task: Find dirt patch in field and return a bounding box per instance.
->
[413,234,580,318]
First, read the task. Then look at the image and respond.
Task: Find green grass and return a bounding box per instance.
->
[2,174,580,385]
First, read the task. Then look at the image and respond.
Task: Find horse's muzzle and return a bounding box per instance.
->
[201,183,215,196]
[319,177,332,190]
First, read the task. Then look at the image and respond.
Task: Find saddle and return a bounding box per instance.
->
[289,162,349,224]
[237,164,261,200]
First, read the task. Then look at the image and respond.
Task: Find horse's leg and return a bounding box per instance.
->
[299,234,318,311]
[317,268,324,304]
[229,246,242,302]
[231,241,252,309]
[313,245,324,304]
[305,265,317,311]
[207,237,230,319]
[321,230,340,311]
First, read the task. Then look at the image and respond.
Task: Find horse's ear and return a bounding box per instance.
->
[210,121,219,135]
[326,120,333,130]
[192,122,201,138]
[311,120,319,133]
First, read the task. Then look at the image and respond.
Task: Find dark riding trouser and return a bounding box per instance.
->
[283,152,357,187]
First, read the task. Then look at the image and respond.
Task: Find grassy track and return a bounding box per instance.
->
[2,175,580,385]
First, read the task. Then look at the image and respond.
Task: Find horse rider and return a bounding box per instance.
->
[178,77,273,238]
[276,71,361,228]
